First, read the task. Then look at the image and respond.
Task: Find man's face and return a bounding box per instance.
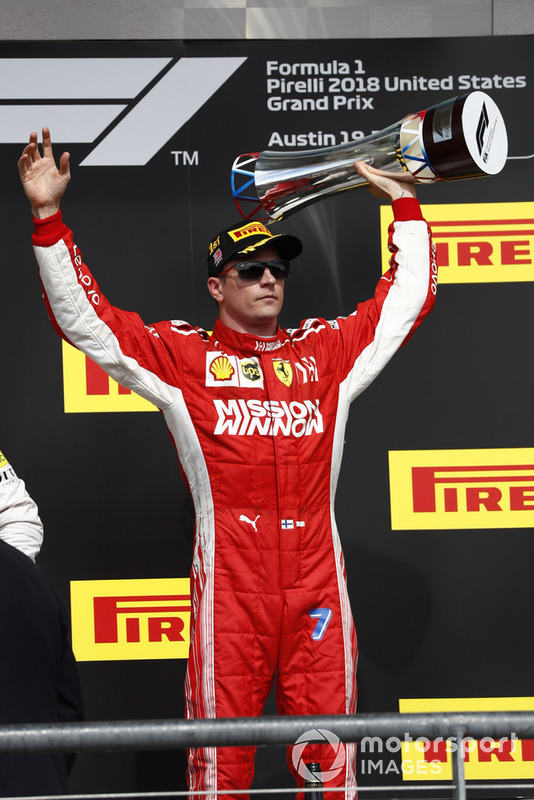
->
[208,245,285,335]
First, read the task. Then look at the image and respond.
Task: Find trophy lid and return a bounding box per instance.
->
[460,90,508,175]
[412,91,509,181]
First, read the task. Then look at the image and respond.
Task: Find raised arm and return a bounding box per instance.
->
[323,160,435,401]
[19,129,183,411]
[18,127,71,219]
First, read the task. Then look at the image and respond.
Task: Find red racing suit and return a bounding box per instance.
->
[31,197,436,798]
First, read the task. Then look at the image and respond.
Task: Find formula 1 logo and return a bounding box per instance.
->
[476,102,490,158]
[0,56,246,165]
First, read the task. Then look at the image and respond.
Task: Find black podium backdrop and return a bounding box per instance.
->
[0,35,532,794]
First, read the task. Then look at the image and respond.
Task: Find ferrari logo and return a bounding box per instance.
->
[273,359,293,387]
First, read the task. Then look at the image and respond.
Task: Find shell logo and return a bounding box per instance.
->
[210,356,235,381]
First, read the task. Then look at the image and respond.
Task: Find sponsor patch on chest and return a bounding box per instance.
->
[213,398,323,437]
[205,352,264,388]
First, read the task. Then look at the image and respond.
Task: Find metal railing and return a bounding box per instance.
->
[1,711,534,800]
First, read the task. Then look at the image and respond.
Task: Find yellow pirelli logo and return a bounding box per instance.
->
[380,202,534,283]
[389,448,534,530]
[229,222,269,242]
[399,697,534,781]
[62,340,157,413]
[70,578,191,661]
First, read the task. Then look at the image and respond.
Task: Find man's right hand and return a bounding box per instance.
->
[18,127,70,219]
[354,160,418,203]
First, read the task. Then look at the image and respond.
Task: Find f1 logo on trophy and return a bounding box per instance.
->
[231,91,508,221]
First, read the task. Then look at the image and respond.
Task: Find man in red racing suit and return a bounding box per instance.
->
[19,128,436,799]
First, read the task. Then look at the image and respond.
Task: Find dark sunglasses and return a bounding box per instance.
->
[219,259,291,281]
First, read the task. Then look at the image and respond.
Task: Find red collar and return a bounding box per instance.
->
[212,318,289,355]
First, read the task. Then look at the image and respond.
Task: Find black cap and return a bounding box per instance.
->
[207,221,303,277]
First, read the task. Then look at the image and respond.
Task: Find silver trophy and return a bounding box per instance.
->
[231,91,508,221]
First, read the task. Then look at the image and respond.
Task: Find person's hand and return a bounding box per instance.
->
[354,160,417,202]
[18,127,70,219]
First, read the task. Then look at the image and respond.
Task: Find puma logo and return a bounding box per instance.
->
[239,514,260,532]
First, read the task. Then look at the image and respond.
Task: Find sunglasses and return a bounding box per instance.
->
[219,259,291,281]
